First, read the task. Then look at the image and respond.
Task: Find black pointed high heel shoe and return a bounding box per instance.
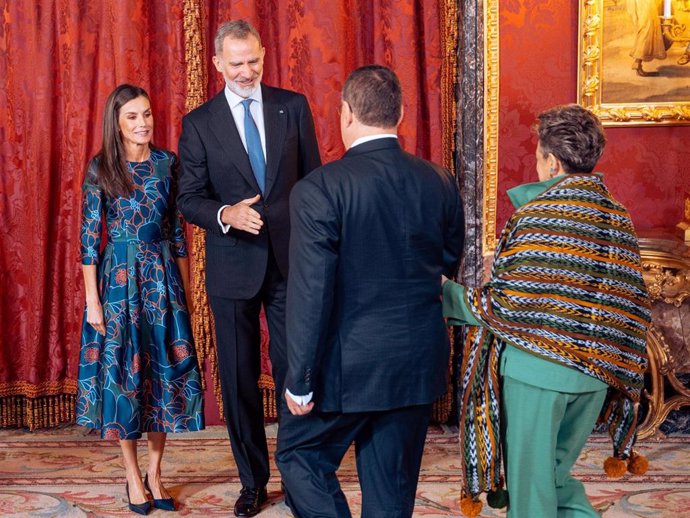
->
[144,473,176,511]
[126,481,152,515]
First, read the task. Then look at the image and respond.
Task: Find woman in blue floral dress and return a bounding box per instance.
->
[77,84,204,514]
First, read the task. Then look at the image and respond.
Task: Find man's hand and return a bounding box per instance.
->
[221,194,263,234]
[285,390,315,416]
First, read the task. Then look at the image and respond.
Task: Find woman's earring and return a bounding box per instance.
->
[549,167,556,178]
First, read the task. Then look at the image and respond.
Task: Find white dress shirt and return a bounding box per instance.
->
[216,85,267,233]
[349,133,398,149]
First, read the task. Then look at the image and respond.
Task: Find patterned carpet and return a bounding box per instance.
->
[0,425,689,517]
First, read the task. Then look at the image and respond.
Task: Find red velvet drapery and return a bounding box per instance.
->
[0,0,450,428]
[201,0,445,165]
[0,0,188,428]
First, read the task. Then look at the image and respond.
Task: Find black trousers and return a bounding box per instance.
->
[275,403,432,518]
[209,253,287,489]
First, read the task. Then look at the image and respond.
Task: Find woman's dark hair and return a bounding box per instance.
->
[535,104,606,173]
[96,84,150,197]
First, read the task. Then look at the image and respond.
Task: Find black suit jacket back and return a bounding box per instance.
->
[286,138,465,412]
[177,85,321,299]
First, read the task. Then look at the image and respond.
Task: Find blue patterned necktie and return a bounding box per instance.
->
[240,98,266,194]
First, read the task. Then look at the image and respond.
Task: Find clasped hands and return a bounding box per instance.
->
[221,194,264,235]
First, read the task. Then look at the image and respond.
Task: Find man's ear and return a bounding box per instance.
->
[212,55,222,73]
[548,152,558,169]
[397,105,404,127]
[342,101,354,126]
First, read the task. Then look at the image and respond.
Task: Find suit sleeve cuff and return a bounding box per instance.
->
[217,205,231,234]
[285,388,313,405]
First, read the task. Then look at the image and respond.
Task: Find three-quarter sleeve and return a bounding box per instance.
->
[80,161,104,265]
[169,153,188,258]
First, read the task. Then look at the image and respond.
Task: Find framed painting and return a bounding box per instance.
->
[578,0,690,125]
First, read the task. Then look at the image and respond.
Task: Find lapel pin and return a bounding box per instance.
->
[279,109,285,114]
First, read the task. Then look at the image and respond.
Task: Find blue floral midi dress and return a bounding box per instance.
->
[76,148,204,440]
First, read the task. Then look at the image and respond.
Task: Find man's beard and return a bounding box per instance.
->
[227,77,259,98]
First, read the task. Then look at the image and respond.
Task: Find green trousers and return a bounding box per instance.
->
[502,376,607,518]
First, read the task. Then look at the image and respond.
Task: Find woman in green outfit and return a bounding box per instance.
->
[444,104,651,518]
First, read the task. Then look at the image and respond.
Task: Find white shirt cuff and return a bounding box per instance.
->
[217,205,231,234]
[286,388,313,405]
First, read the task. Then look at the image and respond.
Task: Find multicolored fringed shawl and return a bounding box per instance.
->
[460,173,651,501]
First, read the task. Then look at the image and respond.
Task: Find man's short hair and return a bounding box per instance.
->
[214,20,262,55]
[342,65,402,128]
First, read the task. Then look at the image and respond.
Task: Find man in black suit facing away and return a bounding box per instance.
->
[275,65,465,518]
[177,20,321,517]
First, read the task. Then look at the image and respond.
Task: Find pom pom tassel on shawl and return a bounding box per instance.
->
[457,174,651,516]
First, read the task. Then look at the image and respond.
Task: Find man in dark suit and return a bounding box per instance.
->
[177,20,320,517]
[275,65,465,518]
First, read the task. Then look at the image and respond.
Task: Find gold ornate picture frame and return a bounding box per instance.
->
[578,0,690,126]
[483,0,500,254]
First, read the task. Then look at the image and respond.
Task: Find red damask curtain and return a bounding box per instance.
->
[0,0,454,429]
[202,0,446,164]
[0,0,188,428]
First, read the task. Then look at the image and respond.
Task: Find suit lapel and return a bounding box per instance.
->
[261,85,287,199]
[207,92,261,193]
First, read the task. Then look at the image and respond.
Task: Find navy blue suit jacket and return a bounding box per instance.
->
[177,85,321,299]
[285,138,465,412]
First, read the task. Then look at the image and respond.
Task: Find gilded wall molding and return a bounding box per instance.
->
[482,0,499,254]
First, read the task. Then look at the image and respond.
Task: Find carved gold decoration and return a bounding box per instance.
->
[638,325,690,438]
[640,233,690,306]
[642,263,690,306]
[578,0,690,126]
[483,0,500,254]
[636,232,690,438]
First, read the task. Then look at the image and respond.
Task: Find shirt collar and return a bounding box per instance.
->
[224,84,263,109]
[349,134,398,149]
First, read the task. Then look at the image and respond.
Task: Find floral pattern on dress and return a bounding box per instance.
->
[76,148,204,440]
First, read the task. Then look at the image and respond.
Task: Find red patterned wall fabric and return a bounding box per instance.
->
[0,0,187,412]
[201,0,443,165]
[497,1,690,236]
[0,0,444,426]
